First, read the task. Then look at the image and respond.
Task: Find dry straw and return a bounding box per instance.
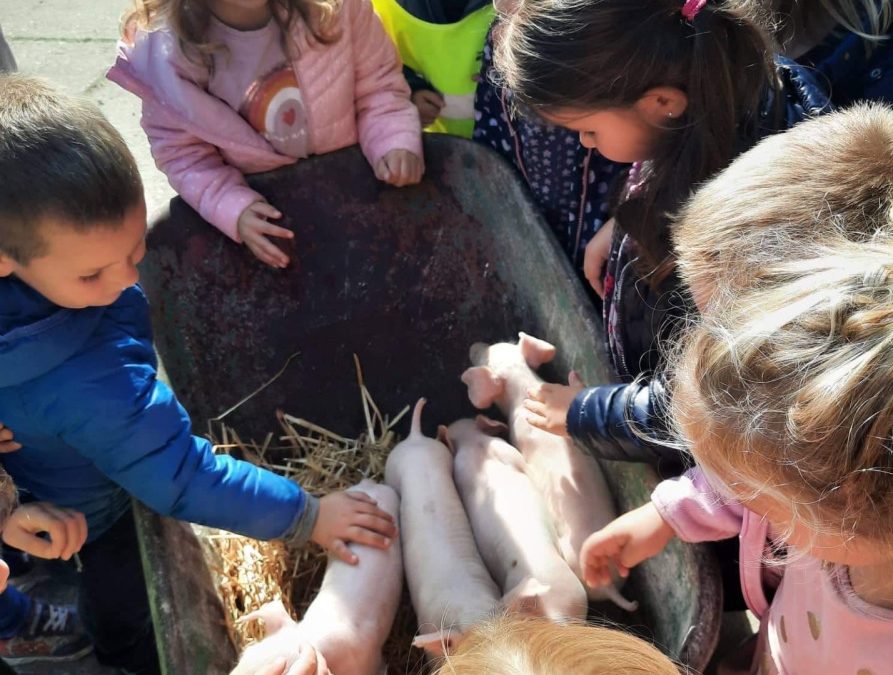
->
[199,356,428,673]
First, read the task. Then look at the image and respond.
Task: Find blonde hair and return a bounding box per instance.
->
[770,0,892,47]
[672,235,893,545]
[673,103,893,311]
[123,0,342,62]
[432,615,680,675]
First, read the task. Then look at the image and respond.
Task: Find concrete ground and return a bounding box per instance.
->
[2,2,172,672]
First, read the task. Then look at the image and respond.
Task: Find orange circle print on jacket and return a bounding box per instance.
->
[240,64,310,158]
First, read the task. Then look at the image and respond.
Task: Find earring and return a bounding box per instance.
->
[667,112,674,118]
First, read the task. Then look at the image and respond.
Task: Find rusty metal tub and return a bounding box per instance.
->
[136,135,720,673]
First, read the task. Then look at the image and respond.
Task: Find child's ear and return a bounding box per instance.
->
[0,253,16,277]
[635,86,689,124]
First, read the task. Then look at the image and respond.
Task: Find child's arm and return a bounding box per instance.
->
[348,0,424,179]
[47,302,394,558]
[142,103,272,243]
[524,371,682,468]
[582,467,744,588]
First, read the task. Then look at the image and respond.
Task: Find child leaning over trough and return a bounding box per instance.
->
[582,107,893,673]
[109,0,424,270]
[0,75,397,674]
[498,0,830,470]
[583,245,893,673]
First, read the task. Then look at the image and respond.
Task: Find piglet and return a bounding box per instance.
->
[442,417,588,621]
[231,479,403,675]
[461,333,637,612]
[384,398,501,656]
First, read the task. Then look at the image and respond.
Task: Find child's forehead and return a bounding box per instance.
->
[36,203,147,263]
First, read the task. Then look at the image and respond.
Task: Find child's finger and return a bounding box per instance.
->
[257,222,294,240]
[248,235,290,269]
[526,386,545,402]
[345,491,377,505]
[526,413,548,432]
[252,202,282,220]
[352,513,398,539]
[329,539,358,565]
[347,527,391,551]
[61,509,87,560]
[568,371,584,388]
[523,399,546,416]
[374,158,390,182]
[0,441,21,453]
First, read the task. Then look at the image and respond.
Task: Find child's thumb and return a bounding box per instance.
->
[568,370,584,388]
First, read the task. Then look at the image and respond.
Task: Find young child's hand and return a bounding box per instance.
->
[580,502,675,589]
[2,502,88,561]
[311,490,398,565]
[411,89,444,127]
[374,149,424,187]
[237,200,294,270]
[524,371,585,437]
[583,217,615,298]
[0,421,21,453]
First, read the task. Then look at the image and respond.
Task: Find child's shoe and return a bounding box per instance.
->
[0,600,93,663]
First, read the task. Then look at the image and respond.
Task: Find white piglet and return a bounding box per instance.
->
[231,479,403,675]
[461,332,637,612]
[442,417,588,621]
[384,398,501,656]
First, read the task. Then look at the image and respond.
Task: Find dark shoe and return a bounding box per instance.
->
[0,600,93,664]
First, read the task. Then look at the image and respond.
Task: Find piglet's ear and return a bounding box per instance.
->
[518,332,557,369]
[502,576,550,618]
[461,366,504,409]
[436,425,455,454]
[412,628,463,657]
[238,599,292,636]
[475,415,509,437]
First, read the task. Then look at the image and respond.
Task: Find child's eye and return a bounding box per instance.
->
[79,272,101,283]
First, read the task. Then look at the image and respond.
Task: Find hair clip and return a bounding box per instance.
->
[681,0,707,21]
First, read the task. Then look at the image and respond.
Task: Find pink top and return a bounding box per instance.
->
[107,0,422,241]
[653,468,893,674]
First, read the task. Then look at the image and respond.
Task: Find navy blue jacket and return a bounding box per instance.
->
[473,27,627,270]
[799,21,893,106]
[567,57,832,469]
[0,277,314,543]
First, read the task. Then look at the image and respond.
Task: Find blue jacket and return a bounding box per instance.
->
[0,277,315,543]
[567,57,832,469]
[799,20,893,106]
[473,26,627,271]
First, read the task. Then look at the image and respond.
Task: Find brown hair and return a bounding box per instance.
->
[493,0,778,283]
[0,75,143,264]
[673,103,893,311]
[432,615,680,675]
[124,0,342,62]
[672,234,893,544]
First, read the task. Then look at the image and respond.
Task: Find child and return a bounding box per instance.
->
[372,0,494,137]
[770,0,893,105]
[0,74,397,673]
[433,615,680,674]
[109,0,424,270]
[581,236,893,672]
[673,103,893,312]
[503,0,830,468]
[473,21,625,271]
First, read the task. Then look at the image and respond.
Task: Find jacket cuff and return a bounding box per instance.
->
[207,186,264,243]
[283,493,320,546]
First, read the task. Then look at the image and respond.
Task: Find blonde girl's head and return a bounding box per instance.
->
[432,615,680,675]
[123,0,342,57]
[672,237,893,556]
[761,0,893,51]
[673,103,893,312]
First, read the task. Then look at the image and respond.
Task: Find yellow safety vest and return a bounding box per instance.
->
[373,0,494,137]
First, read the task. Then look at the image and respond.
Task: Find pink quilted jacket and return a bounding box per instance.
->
[107,0,422,241]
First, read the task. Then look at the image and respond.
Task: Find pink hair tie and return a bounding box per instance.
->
[681,0,707,21]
